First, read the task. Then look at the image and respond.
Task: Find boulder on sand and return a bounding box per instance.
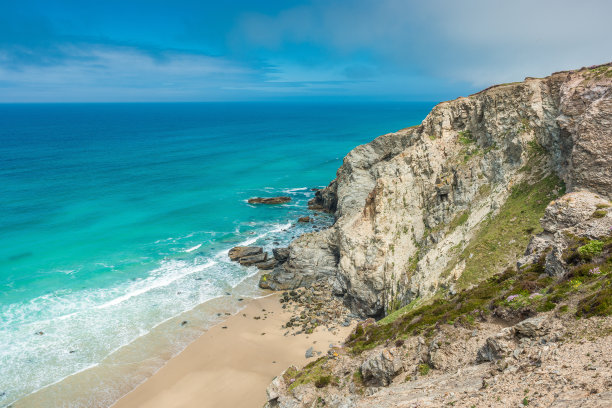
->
[228,246,263,261]
[248,197,291,204]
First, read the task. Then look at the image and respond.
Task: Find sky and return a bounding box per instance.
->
[0,0,610,102]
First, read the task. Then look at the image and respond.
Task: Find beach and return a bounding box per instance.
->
[111,293,355,408]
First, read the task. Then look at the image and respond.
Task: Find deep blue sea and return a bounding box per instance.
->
[0,102,433,406]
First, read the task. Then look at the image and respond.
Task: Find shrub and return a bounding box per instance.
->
[578,240,604,260]
[315,375,331,388]
[418,364,431,376]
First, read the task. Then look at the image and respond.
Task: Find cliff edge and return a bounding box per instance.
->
[262,63,612,318]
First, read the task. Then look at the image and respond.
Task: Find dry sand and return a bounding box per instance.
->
[111,293,355,408]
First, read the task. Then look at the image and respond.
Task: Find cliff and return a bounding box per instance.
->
[262,63,612,318]
[261,63,612,408]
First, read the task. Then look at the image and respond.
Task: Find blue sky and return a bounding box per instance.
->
[1,0,610,102]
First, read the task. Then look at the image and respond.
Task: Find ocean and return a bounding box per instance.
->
[0,102,433,407]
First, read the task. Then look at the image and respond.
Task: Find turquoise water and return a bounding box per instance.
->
[0,102,433,405]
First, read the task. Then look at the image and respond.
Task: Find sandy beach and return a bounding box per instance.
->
[111,293,355,408]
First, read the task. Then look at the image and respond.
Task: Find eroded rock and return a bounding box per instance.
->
[361,348,403,386]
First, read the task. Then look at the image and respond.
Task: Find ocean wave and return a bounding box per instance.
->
[184,243,202,253]
[96,259,217,309]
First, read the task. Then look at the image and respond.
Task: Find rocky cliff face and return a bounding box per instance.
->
[263,63,612,317]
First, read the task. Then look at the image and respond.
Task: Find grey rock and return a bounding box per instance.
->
[476,327,515,362]
[228,246,262,261]
[305,347,314,358]
[360,348,403,386]
[514,316,548,338]
[239,252,267,266]
[273,247,290,262]
[256,258,277,270]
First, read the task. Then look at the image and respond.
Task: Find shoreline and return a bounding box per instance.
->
[110,292,355,408]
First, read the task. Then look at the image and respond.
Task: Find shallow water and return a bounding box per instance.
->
[0,102,434,406]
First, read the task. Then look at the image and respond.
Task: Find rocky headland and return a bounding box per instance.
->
[254,63,612,407]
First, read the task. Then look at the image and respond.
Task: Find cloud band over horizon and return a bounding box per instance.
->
[1,0,610,102]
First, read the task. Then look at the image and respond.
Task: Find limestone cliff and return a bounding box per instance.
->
[263,63,612,317]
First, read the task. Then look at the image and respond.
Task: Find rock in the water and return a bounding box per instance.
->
[228,246,263,261]
[248,196,291,204]
[297,216,312,223]
[360,348,403,386]
[239,252,267,266]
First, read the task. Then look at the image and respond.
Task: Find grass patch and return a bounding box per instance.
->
[314,375,332,388]
[449,210,470,231]
[458,130,474,145]
[593,210,607,218]
[578,240,604,260]
[379,298,419,325]
[456,174,564,288]
[418,363,431,376]
[347,240,612,354]
[284,357,332,391]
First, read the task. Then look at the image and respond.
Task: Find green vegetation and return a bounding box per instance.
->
[379,298,419,325]
[284,357,333,391]
[449,210,470,231]
[352,369,363,385]
[346,230,612,354]
[458,130,474,145]
[577,240,604,260]
[583,65,612,80]
[456,175,564,288]
[527,140,545,156]
[593,210,607,218]
[314,375,332,388]
[418,363,431,376]
[519,118,532,134]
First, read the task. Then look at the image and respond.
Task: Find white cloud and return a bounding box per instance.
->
[0,44,254,102]
[236,0,612,87]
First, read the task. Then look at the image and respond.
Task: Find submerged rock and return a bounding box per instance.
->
[248,196,291,204]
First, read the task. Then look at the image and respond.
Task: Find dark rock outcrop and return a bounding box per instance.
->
[239,252,267,266]
[248,197,291,204]
[272,248,290,262]
[228,246,263,261]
